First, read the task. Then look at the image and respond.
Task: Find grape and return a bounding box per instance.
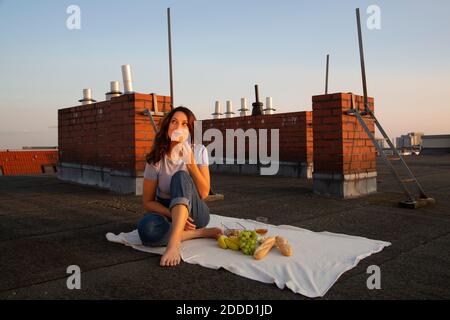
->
[238,230,258,255]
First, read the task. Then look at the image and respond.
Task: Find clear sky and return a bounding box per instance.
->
[1,0,449,149]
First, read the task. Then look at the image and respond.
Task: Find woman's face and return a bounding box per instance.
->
[167,111,189,141]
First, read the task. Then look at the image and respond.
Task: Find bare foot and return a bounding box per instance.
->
[160,245,181,267]
[202,227,224,239]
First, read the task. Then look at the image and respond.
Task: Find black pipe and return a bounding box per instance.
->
[325,54,329,94]
[252,85,263,116]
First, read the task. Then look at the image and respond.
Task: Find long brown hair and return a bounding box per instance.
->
[146,106,197,164]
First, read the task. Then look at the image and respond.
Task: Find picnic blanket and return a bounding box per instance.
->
[106,214,390,298]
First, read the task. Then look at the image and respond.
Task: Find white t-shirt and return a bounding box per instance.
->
[143,144,209,199]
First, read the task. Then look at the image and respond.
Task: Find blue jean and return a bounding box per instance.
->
[137,170,211,247]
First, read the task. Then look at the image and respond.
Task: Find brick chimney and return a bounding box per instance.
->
[312,93,376,198]
[57,93,171,194]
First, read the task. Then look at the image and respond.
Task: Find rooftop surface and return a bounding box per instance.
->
[1,155,449,300]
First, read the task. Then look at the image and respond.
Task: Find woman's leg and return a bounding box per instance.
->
[137,212,221,249]
[137,213,171,247]
[160,204,223,267]
[169,170,211,228]
[160,204,188,266]
[160,170,221,267]
[180,227,223,241]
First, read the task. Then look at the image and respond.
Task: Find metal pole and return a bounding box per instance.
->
[143,109,159,133]
[325,54,329,94]
[167,8,174,108]
[354,9,429,201]
[355,8,369,111]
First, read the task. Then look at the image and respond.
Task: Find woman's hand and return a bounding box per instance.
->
[184,217,196,231]
[186,144,196,167]
[170,141,195,165]
[183,144,210,200]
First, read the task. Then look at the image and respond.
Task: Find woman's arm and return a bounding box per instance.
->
[142,179,171,218]
[184,145,210,199]
[186,163,210,200]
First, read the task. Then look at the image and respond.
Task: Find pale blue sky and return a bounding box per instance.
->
[1,0,449,148]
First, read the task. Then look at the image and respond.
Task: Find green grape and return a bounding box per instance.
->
[238,230,258,255]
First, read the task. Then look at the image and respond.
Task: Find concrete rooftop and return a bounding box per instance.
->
[1,155,449,300]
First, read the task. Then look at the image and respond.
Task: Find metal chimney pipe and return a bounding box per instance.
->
[78,88,96,105]
[105,81,122,101]
[83,89,92,100]
[251,85,263,116]
[111,81,120,92]
[224,100,235,118]
[212,101,223,119]
[238,98,249,117]
[263,97,276,115]
[121,64,134,94]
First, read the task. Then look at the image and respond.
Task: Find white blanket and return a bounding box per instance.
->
[106,214,390,298]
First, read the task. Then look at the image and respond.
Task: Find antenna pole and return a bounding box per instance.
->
[167,8,174,108]
[356,8,369,111]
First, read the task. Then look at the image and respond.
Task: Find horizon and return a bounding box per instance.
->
[1,0,449,149]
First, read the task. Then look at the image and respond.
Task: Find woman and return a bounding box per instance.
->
[137,106,222,267]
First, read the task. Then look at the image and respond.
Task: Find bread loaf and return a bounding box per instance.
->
[253,237,276,260]
[275,236,293,256]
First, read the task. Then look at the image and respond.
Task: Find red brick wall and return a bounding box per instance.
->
[312,93,376,175]
[0,150,58,175]
[58,93,171,176]
[57,91,375,180]
[201,111,313,164]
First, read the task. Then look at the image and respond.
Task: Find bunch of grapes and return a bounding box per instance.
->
[238,230,258,255]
